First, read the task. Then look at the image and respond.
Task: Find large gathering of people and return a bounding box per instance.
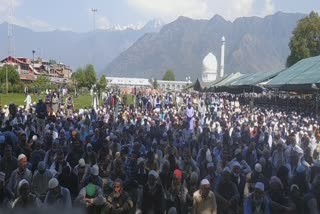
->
[0,88,320,214]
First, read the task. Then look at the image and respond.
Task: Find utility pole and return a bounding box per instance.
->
[91,8,98,32]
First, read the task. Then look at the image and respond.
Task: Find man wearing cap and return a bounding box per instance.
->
[75,182,106,212]
[231,149,252,175]
[192,179,217,214]
[31,161,53,200]
[44,177,72,208]
[166,169,189,214]
[73,158,90,188]
[12,179,41,208]
[215,167,239,214]
[83,143,98,166]
[105,178,134,214]
[8,154,32,197]
[205,162,221,191]
[82,164,103,189]
[141,170,164,214]
[244,163,267,197]
[243,182,270,214]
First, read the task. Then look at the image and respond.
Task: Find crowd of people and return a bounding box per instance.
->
[0,89,319,214]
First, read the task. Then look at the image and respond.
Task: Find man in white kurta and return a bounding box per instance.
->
[24,93,32,111]
[186,102,195,132]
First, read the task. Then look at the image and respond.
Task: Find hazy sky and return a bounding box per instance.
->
[0,0,319,32]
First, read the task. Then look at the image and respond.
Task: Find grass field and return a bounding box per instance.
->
[0,93,93,110]
[0,93,135,110]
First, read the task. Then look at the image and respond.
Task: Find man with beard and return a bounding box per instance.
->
[75,182,106,212]
[73,158,90,189]
[244,182,270,214]
[66,136,83,168]
[192,179,217,214]
[141,170,164,214]
[83,143,97,166]
[8,154,32,197]
[166,169,190,214]
[57,166,79,199]
[105,178,134,214]
[31,161,53,200]
[44,178,72,209]
[30,140,46,172]
[12,179,41,208]
[205,162,221,191]
[82,164,103,189]
[215,167,239,214]
[50,149,70,177]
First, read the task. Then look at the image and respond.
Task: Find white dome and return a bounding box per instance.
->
[202,52,217,72]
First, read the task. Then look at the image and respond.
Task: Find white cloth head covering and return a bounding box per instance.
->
[137,157,145,165]
[48,178,59,189]
[18,154,26,161]
[255,163,262,173]
[200,179,210,185]
[148,170,159,178]
[223,167,232,174]
[91,164,99,176]
[79,158,86,167]
[18,179,29,190]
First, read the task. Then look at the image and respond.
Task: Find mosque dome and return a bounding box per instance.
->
[202,52,218,72]
[202,52,218,82]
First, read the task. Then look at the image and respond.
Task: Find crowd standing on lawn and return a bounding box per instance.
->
[0,88,319,214]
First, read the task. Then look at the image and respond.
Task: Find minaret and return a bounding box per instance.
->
[220,36,225,78]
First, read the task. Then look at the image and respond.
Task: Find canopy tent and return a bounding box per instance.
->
[208,72,244,92]
[265,55,320,92]
[222,70,283,93]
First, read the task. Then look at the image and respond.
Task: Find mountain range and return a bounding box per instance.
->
[104,12,305,80]
[0,19,164,72]
[0,12,305,81]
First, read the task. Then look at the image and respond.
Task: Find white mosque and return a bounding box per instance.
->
[202,36,225,82]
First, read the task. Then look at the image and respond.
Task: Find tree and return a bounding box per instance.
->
[162,69,176,81]
[84,64,97,88]
[71,68,86,89]
[0,64,21,85]
[153,79,158,89]
[97,75,107,90]
[287,11,320,67]
[33,75,50,92]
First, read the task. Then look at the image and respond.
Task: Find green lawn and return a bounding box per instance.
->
[0,93,93,110]
[0,93,135,110]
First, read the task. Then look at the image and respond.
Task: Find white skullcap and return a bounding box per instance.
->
[32,135,38,141]
[234,149,242,156]
[290,184,299,192]
[223,167,232,174]
[148,170,159,178]
[255,182,264,191]
[48,178,59,189]
[207,162,214,168]
[137,157,145,165]
[200,179,210,185]
[18,179,29,190]
[79,158,85,167]
[18,154,26,161]
[255,163,262,173]
[91,164,99,176]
